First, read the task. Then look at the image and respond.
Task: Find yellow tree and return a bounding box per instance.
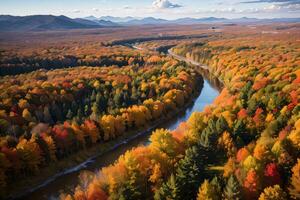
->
[197,179,219,200]
[259,185,287,200]
[289,159,300,199]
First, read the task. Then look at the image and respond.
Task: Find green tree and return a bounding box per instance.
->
[216,116,228,134]
[223,175,241,200]
[155,174,180,200]
[176,146,205,199]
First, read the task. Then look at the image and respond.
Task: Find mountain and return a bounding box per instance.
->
[1,15,299,32]
[172,17,227,24]
[98,16,138,23]
[123,17,168,25]
[0,15,103,31]
[96,20,119,26]
[76,18,119,27]
[84,15,99,21]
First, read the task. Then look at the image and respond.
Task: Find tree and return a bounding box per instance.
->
[218,131,236,157]
[223,175,241,200]
[87,180,108,200]
[197,179,219,200]
[83,120,100,144]
[243,169,261,200]
[73,186,86,200]
[216,116,228,134]
[119,168,143,200]
[22,108,35,122]
[66,109,73,120]
[289,159,300,199]
[150,129,179,158]
[44,106,54,124]
[258,185,287,200]
[43,135,57,162]
[155,174,180,200]
[264,163,281,186]
[16,138,43,174]
[175,146,204,199]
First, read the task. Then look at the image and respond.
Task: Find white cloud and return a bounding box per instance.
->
[152,0,182,9]
[92,8,100,12]
[72,9,80,13]
[123,5,132,9]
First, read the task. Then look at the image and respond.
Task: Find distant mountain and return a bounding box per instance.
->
[98,16,138,23]
[84,15,99,21]
[172,17,227,24]
[1,15,299,32]
[123,17,168,25]
[76,17,119,27]
[0,15,104,31]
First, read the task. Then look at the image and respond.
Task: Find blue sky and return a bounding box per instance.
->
[0,0,299,19]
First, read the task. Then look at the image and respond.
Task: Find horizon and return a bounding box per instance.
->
[1,14,300,20]
[1,0,300,19]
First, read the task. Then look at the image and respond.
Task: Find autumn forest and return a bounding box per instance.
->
[0,21,299,200]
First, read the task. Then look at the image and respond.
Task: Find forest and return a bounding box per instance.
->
[58,26,299,200]
[0,44,202,198]
[0,23,299,200]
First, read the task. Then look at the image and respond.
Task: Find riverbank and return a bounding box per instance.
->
[7,76,204,200]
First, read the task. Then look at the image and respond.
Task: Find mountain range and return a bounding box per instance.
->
[0,15,118,31]
[0,15,299,31]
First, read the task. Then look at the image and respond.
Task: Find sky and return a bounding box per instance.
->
[0,0,299,19]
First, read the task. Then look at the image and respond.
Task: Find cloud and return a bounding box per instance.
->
[242,0,300,5]
[152,0,183,9]
[123,5,132,9]
[195,2,300,15]
[92,8,100,12]
[241,0,300,12]
[72,9,81,13]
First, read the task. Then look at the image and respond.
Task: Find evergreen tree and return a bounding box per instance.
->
[223,175,241,200]
[210,176,222,200]
[155,174,180,200]
[119,170,143,200]
[43,106,53,124]
[176,146,204,199]
[197,179,219,200]
[216,116,228,134]
[66,109,73,120]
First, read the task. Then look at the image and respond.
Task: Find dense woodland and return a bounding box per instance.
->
[59,28,300,199]
[0,48,201,197]
[0,23,299,199]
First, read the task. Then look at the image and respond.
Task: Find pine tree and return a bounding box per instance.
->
[210,176,222,200]
[197,179,219,200]
[176,146,204,199]
[120,170,142,200]
[216,116,228,134]
[43,106,53,124]
[155,174,180,200]
[66,109,73,120]
[223,175,241,200]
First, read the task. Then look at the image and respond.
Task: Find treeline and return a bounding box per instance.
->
[110,34,209,46]
[0,54,202,197]
[0,45,145,76]
[61,34,300,199]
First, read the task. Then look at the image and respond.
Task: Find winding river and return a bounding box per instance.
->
[19,47,223,200]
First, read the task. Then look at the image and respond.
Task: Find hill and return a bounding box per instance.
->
[0,15,104,31]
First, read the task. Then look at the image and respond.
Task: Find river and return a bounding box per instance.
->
[20,50,223,200]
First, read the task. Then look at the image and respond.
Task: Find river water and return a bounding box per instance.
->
[20,59,222,200]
